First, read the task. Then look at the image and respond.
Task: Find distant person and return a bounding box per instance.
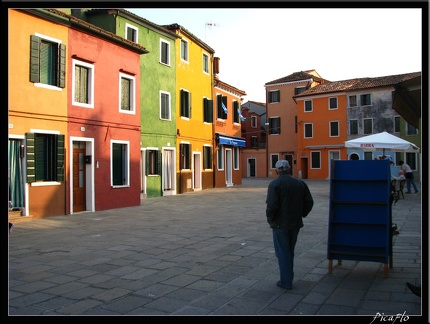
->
[398,160,418,193]
[265,160,314,289]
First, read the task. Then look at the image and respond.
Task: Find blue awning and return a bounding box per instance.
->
[218,135,246,147]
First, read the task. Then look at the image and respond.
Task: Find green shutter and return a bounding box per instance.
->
[145,150,149,175]
[56,134,65,182]
[179,144,184,170]
[157,151,162,175]
[208,99,213,123]
[58,43,66,88]
[25,133,36,183]
[189,92,192,118]
[30,35,40,83]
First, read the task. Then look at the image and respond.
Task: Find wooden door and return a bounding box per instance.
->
[73,148,86,212]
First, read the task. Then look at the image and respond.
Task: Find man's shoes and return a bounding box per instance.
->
[406,282,421,297]
[277,281,292,290]
[415,191,418,193]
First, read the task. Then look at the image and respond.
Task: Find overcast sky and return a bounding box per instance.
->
[127,7,423,103]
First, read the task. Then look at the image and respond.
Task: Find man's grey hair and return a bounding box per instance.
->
[275,160,291,172]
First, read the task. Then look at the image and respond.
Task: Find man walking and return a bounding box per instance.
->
[266,160,314,289]
[398,160,418,193]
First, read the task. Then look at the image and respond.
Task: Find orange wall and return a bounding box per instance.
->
[297,94,348,179]
[9,9,69,218]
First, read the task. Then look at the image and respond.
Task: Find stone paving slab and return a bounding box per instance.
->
[8,178,423,319]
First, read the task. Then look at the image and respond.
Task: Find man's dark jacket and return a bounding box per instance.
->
[266,174,314,230]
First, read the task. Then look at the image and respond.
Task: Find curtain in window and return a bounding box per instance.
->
[8,140,24,208]
[163,150,173,189]
[121,78,131,110]
[75,65,88,103]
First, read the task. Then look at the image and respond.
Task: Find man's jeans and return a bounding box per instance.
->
[272,227,300,288]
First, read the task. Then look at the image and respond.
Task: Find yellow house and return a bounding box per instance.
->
[163,24,215,193]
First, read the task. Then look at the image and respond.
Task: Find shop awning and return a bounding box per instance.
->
[217,135,246,147]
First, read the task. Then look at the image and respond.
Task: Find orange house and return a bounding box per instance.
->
[213,75,246,187]
[294,90,348,179]
[8,9,70,218]
[264,70,326,178]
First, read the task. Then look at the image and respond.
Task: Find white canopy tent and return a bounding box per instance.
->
[345,131,420,154]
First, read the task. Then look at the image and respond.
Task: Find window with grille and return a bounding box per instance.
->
[30,35,66,88]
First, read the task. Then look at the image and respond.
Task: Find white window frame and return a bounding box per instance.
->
[180,39,189,62]
[348,95,357,107]
[110,140,130,188]
[310,151,321,169]
[160,39,170,66]
[217,146,224,170]
[349,119,358,135]
[329,97,338,110]
[363,118,373,134]
[251,116,257,128]
[72,59,94,108]
[270,154,279,169]
[33,33,63,91]
[304,100,313,112]
[118,72,136,114]
[203,52,209,74]
[125,23,138,43]
[160,90,171,120]
[304,123,313,138]
[329,120,339,137]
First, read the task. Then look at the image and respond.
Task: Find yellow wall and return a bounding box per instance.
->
[174,31,214,187]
